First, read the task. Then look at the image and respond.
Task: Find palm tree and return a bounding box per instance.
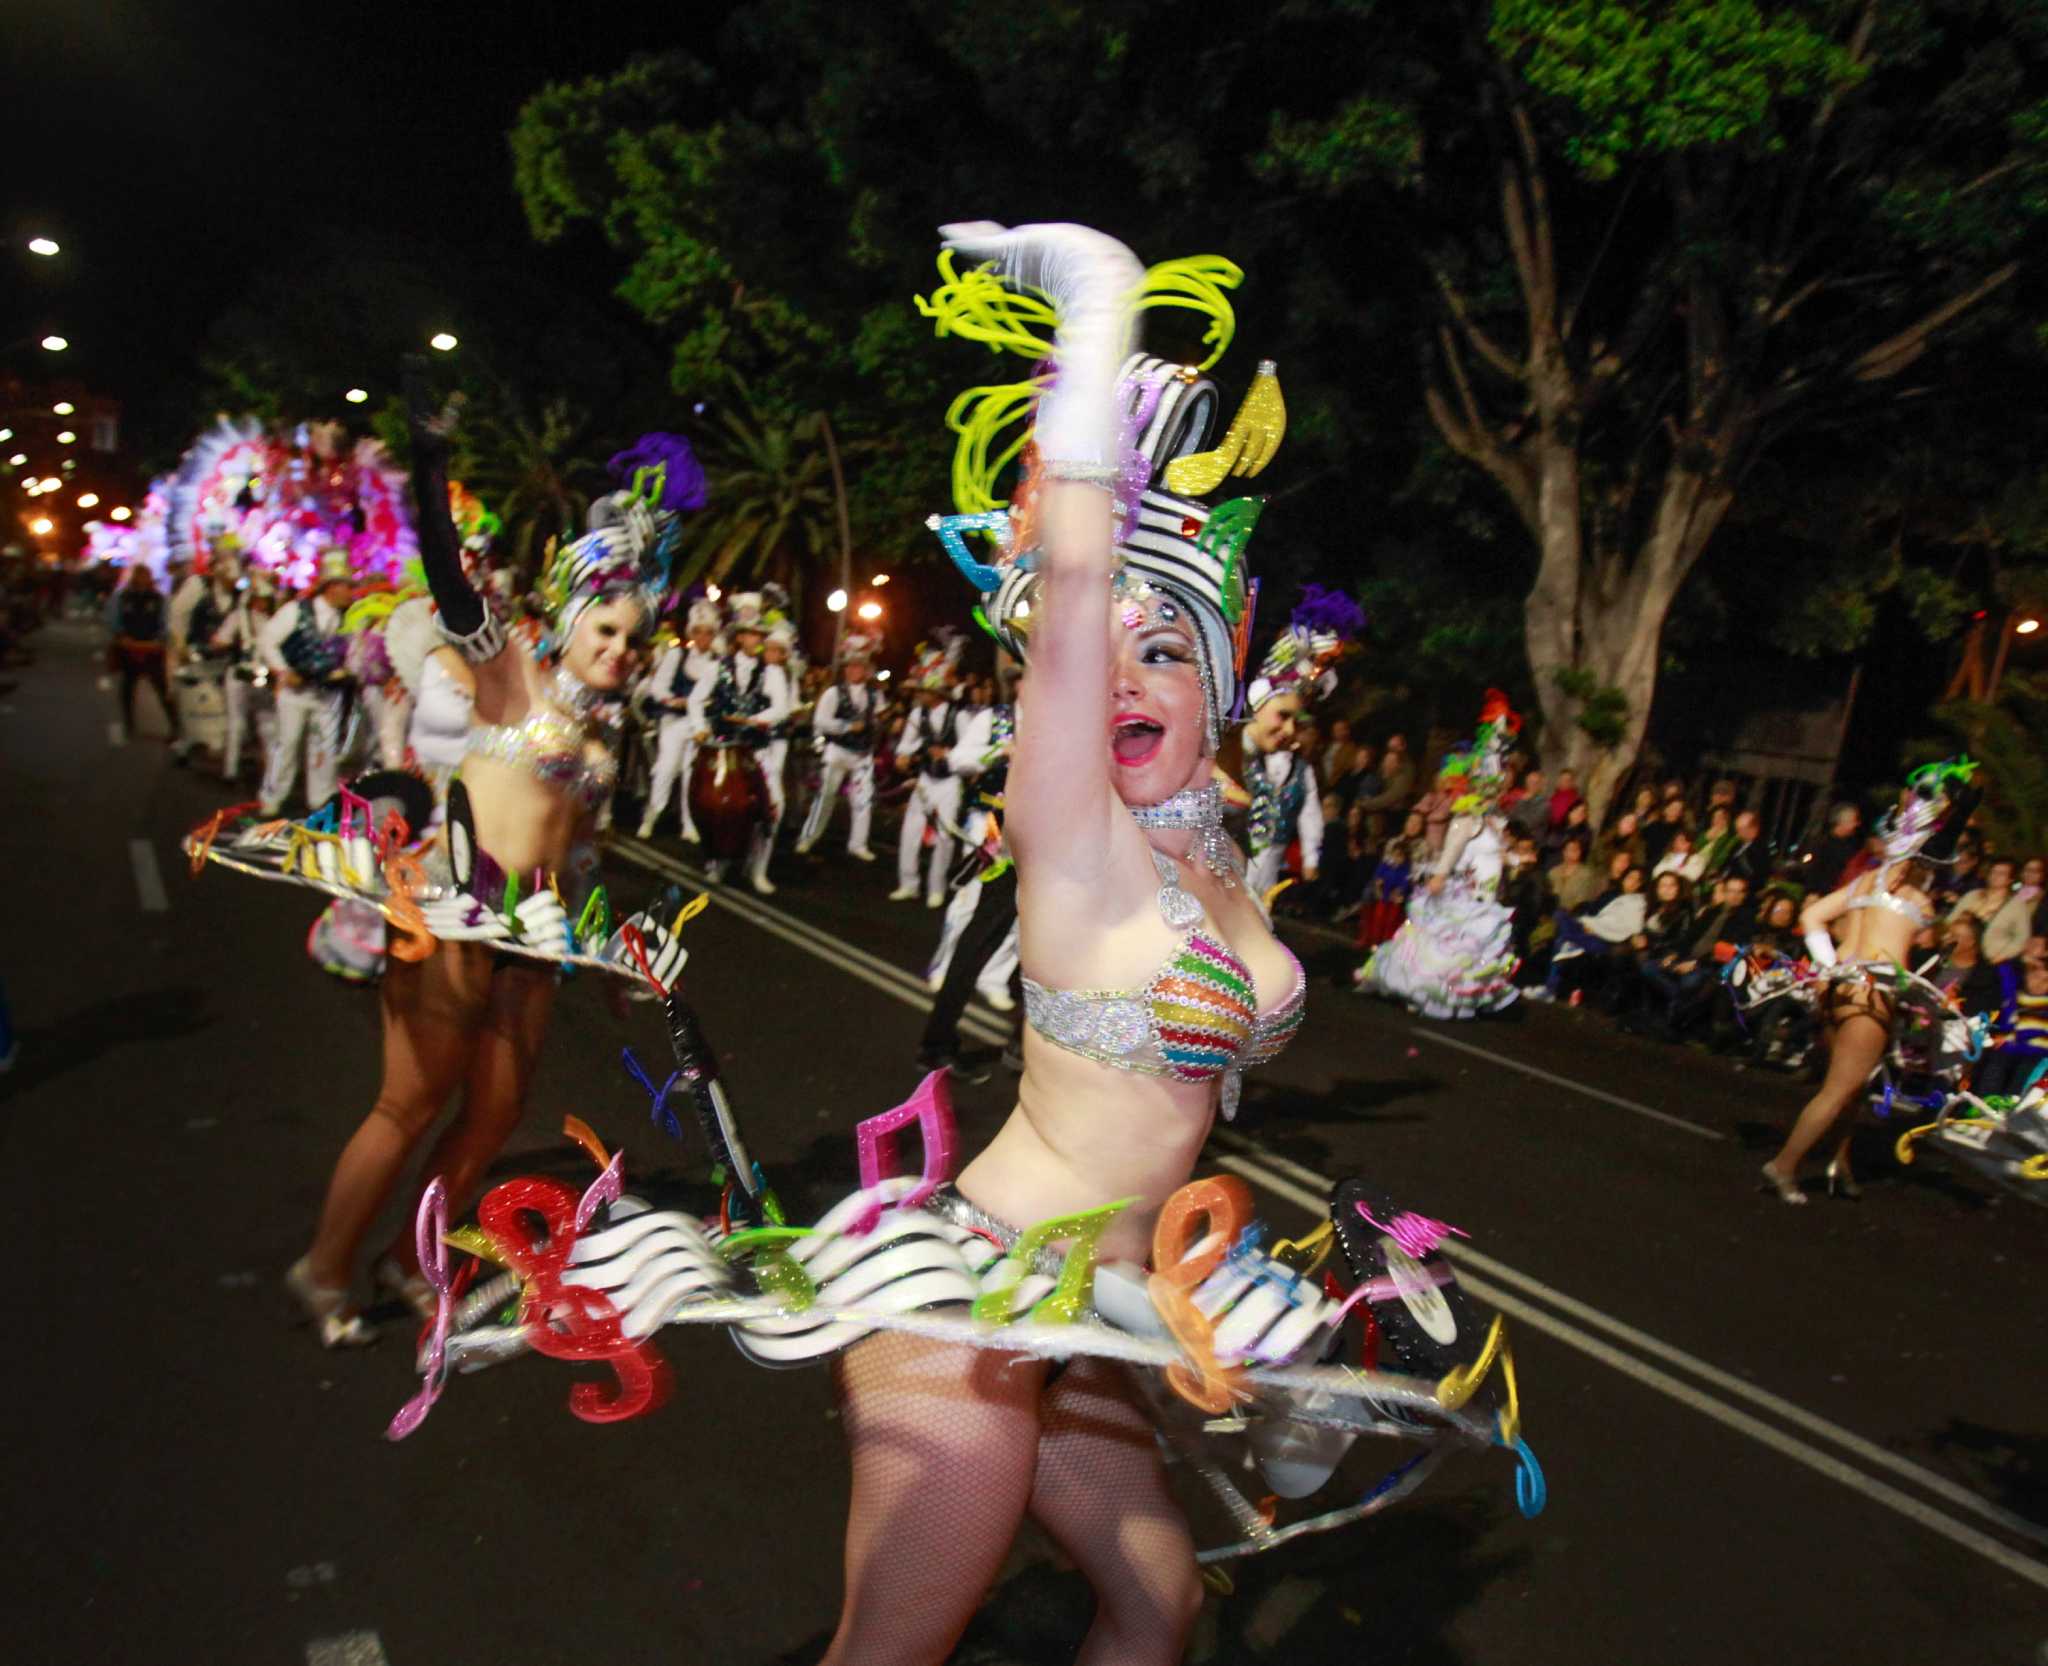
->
[683,391,855,605]
[451,390,609,586]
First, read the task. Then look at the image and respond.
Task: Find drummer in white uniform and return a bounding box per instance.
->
[795,629,881,861]
[637,597,723,842]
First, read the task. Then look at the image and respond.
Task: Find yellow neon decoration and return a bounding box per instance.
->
[1164,360,1287,495]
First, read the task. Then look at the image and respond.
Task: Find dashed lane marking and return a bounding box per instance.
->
[306,1632,390,1666]
[107,720,126,747]
[128,837,169,912]
[1409,1025,1726,1140]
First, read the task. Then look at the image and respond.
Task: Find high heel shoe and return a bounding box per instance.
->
[373,1255,438,1321]
[285,1257,378,1348]
[1757,1162,1807,1205]
[1824,1159,1863,1201]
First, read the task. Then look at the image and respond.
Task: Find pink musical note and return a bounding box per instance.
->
[847,1069,958,1235]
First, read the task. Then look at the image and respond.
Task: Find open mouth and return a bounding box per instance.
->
[1112,716,1165,767]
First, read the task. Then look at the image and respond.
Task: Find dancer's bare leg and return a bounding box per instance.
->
[824,1333,1047,1666]
[1764,1009,1888,1198]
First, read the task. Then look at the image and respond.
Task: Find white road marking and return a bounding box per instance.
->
[107,720,126,746]
[1409,1025,1725,1140]
[306,1632,389,1666]
[128,837,169,912]
[97,674,114,692]
[654,859,2048,1582]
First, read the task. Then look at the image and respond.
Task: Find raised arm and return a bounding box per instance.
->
[936,222,1141,872]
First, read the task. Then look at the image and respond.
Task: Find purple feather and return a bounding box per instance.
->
[1289,584,1366,640]
[609,433,708,513]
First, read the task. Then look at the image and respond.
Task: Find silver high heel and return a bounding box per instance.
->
[1825,1159,1863,1201]
[1758,1162,1807,1205]
[285,1257,378,1348]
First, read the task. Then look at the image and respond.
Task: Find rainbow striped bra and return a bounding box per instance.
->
[1021,854,1305,1119]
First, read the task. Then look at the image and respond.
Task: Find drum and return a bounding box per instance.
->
[172,663,228,754]
[689,742,767,861]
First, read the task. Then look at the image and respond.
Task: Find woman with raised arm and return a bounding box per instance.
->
[816,224,1306,1666]
[1758,760,1978,1203]
[277,371,705,1341]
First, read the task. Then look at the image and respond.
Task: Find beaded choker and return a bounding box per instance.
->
[548,666,606,722]
[1131,781,1237,884]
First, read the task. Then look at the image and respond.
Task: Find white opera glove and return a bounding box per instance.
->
[939,220,1143,470]
[1803,926,1838,968]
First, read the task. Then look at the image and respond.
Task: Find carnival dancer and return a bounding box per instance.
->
[1239,588,1362,903]
[281,372,704,1343]
[1760,760,1979,1203]
[213,569,279,783]
[636,597,723,842]
[688,592,793,893]
[1354,692,1522,1018]
[795,629,882,860]
[890,636,968,906]
[257,549,356,814]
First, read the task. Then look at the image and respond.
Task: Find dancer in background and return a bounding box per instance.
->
[637,596,723,841]
[797,629,883,861]
[1354,692,1522,1019]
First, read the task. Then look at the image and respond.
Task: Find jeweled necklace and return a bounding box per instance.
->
[547,665,606,723]
[1131,781,1237,884]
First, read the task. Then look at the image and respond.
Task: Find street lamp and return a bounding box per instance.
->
[29,517,52,535]
[344,387,369,404]
[27,237,59,257]
[2020,618,2042,637]
[55,430,75,445]
[0,429,10,442]
[826,588,848,613]
[857,600,883,621]
[39,335,68,352]
[110,506,132,522]
[7,453,25,466]
[77,492,99,509]
[871,573,890,586]
[51,402,72,416]
[428,332,458,352]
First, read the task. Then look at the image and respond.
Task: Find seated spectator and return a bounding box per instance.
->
[1354,732,1414,836]
[1547,767,1584,832]
[1809,802,1865,892]
[1637,873,1756,1040]
[1694,804,1736,876]
[1614,870,1696,1018]
[1321,718,1361,792]
[1539,863,1648,1002]
[1719,809,1771,888]
[1593,810,1647,874]
[1546,833,1599,913]
[1641,794,1690,868]
[1654,827,1707,883]
[1628,785,1659,829]
[1974,951,2048,1099]
[1507,766,1549,840]
[2018,855,2046,934]
[1929,913,2005,1018]
[1948,856,2031,963]
[1500,833,1552,966]
[1546,797,1594,860]
[1357,810,1427,948]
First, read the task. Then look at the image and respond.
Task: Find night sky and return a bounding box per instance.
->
[0,1,710,438]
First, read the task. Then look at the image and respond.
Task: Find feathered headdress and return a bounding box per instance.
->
[541,431,705,646]
[1879,757,1979,865]
[1438,690,1521,815]
[919,251,1284,745]
[1249,585,1366,711]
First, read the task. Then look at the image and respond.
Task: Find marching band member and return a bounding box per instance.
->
[689,592,793,893]
[637,597,723,842]
[213,569,279,783]
[257,549,356,814]
[798,630,884,861]
[890,637,967,907]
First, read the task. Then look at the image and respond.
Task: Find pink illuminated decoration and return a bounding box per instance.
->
[847,1069,958,1235]
[385,1179,453,1440]
[1354,1203,1470,1261]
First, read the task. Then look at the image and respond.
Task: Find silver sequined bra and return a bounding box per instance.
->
[1842,887,1932,930]
[465,703,617,810]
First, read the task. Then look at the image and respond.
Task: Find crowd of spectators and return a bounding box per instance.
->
[1299,715,2048,1083]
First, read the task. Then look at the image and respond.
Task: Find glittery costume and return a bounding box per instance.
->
[1355,693,1522,1019]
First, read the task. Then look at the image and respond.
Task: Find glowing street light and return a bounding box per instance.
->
[55,430,75,445]
[27,237,59,257]
[856,600,883,621]
[110,506,132,522]
[0,429,10,442]
[428,332,458,352]
[826,588,849,613]
[7,454,25,466]
[40,335,68,352]
[29,517,52,535]
[41,477,62,490]
[876,669,892,682]
[51,402,73,416]
[2019,618,2042,636]
[870,573,890,586]
[705,583,722,601]
[344,387,369,404]
[76,492,99,509]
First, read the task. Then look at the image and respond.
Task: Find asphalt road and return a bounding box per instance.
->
[5,621,2045,1666]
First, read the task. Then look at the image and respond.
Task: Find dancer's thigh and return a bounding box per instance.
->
[375,948,495,1135]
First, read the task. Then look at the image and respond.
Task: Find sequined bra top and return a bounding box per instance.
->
[1022,852,1305,1120]
[1842,885,1932,930]
[465,699,616,811]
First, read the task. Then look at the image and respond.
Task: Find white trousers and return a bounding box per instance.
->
[645,714,702,836]
[797,743,875,854]
[925,875,1020,1000]
[897,773,962,902]
[1246,844,1286,903]
[749,740,788,882]
[363,685,413,771]
[222,677,277,780]
[261,686,345,813]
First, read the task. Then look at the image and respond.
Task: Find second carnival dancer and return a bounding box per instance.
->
[637,595,724,843]
[687,591,794,894]
[890,634,970,907]
[824,221,1311,1664]
[1353,693,1522,1019]
[1238,587,1363,903]
[282,371,706,1342]
[795,629,883,861]
[1760,759,1978,1203]
[257,548,356,815]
